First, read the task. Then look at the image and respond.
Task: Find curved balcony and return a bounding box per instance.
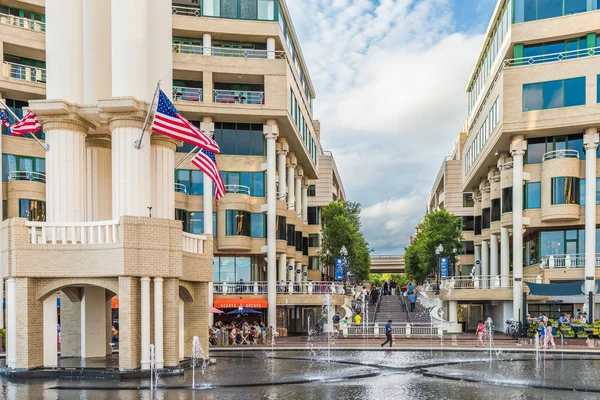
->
[7,171,46,183]
[542,149,579,162]
[173,86,202,102]
[26,220,119,245]
[225,185,250,195]
[214,90,264,105]
[174,183,187,194]
[540,254,600,269]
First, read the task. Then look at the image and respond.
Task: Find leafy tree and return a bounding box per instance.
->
[320,200,372,282]
[368,273,409,287]
[404,209,462,283]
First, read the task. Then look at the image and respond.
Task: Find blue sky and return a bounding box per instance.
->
[286,0,498,254]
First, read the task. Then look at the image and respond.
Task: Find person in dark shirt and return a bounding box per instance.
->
[381,320,393,347]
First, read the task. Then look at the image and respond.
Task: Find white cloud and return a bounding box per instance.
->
[287,0,485,253]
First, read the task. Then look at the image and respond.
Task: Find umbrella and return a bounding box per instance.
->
[209,306,224,314]
[226,307,262,315]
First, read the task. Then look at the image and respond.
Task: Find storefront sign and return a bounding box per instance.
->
[214,298,268,309]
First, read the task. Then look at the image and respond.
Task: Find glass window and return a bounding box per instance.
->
[565,0,587,14]
[19,199,46,221]
[502,187,513,213]
[564,77,586,107]
[188,211,204,234]
[491,199,501,221]
[598,75,600,103]
[287,224,295,246]
[523,83,543,111]
[240,0,257,19]
[482,208,491,229]
[220,123,237,154]
[308,207,320,225]
[461,241,475,255]
[250,213,266,238]
[463,193,474,207]
[219,257,236,282]
[277,216,286,240]
[540,231,565,256]
[524,182,541,208]
[543,79,564,109]
[579,178,600,205]
[308,185,316,197]
[537,0,563,20]
[250,127,264,155]
[474,216,482,235]
[295,231,302,251]
[308,233,319,247]
[567,134,584,159]
[526,137,548,164]
[236,124,252,156]
[253,172,265,197]
[462,216,475,231]
[524,0,537,21]
[225,210,251,236]
[524,234,540,266]
[524,43,543,59]
[551,177,580,205]
[189,170,204,195]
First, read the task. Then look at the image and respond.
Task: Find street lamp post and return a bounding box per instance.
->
[435,244,444,295]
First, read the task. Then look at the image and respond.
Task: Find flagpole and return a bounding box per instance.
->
[135,79,161,150]
[174,146,199,170]
[0,99,48,151]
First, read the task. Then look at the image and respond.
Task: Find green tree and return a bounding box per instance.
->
[404,209,462,283]
[368,273,409,287]
[320,200,372,282]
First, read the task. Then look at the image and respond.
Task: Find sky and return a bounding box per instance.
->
[286,0,497,255]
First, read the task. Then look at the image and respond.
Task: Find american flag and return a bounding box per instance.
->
[0,109,11,128]
[10,110,41,136]
[151,90,220,154]
[191,148,226,204]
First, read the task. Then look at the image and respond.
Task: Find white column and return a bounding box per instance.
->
[302,265,308,282]
[178,299,185,359]
[278,254,287,282]
[202,118,215,235]
[481,240,489,288]
[86,139,112,221]
[474,244,481,275]
[267,38,276,59]
[448,300,458,323]
[584,130,600,295]
[288,258,296,281]
[277,147,287,201]
[150,140,175,219]
[208,283,214,326]
[501,227,510,287]
[0,277,4,329]
[490,234,499,288]
[81,286,107,358]
[140,277,151,370]
[110,121,151,219]
[295,262,302,283]
[203,33,212,56]
[45,122,88,222]
[154,278,164,369]
[287,161,296,210]
[46,0,83,102]
[301,183,308,224]
[148,0,172,96]
[295,175,302,218]
[511,137,526,321]
[43,294,58,367]
[7,278,16,369]
[83,0,111,104]
[264,121,278,328]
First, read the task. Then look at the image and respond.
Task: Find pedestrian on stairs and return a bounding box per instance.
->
[409,292,416,312]
[390,279,397,296]
[371,287,379,305]
[381,320,393,348]
[383,281,389,296]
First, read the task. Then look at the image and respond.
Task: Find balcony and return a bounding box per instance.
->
[182,232,206,254]
[3,61,45,83]
[540,254,600,269]
[172,4,201,17]
[504,45,600,68]
[225,184,250,195]
[0,12,45,32]
[174,182,187,194]
[542,149,579,162]
[173,86,203,102]
[26,220,119,245]
[213,90,264,105]
[213,281,346,295]
[172,43,286,59]
[7,170,46,183]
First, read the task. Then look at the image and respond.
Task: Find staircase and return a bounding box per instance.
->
[407,295,432,324]
[375,295,410,324]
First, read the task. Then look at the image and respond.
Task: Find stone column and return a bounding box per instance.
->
[150,136,177,219]
[288,258,296,282]
[302,265,308,282]
[264,121,279,328]
[301,179,308,224]
[148,0,172,96]
[278,254,287,282]
[207,283,214,326]
[490,234,499,288]
[201,118,215,234]
[287,154,296,210]
[83,0,111,104]
[81,286,106,358]
[295,171,302,219]
[481,240,489,288]
[86,135,112,221]
[118,276,141,371]
[154,278,164,369]
[140,277,151,370]
[163,278,180,368]
[6,278,16,369]
[584,129,599,296]
[511,136,527,321]
[202,33,212,55]
[277,140,288,201]
[474,245,481,276]
[448,300,458,323]
[501,227,510,287]
[11,278,43,369]
[43,294,58,367]
[267,37,276,59]
[295,262,303,283]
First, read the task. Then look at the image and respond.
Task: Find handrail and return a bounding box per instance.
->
[371,287,382,322]
[542,149,579,162]
[172,86,203,102]
[213,90,264,105]
[171,5,201,17]
[225,185,251,195]
[174,183,187,194]
[172,43,287,59]
[7,171,46,183]
[540,253,600,269]
[26,220,119,245]
[504,45,600,67]
[400,294,411,323]
[0,12,45,32]
[182,232,207,254]
[213,281,344,295]
[322,150,333,156]
[3,61,46,83]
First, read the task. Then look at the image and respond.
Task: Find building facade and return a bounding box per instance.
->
[0,0,345,370]
[430,0,600,331]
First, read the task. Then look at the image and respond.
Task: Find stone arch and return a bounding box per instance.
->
[37,278,119,302]
[179,282,195,302]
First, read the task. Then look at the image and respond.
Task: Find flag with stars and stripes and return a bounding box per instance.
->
[191,148,226,204]
[0,109,11,128]
[10,110,41,136]
[151,89,220,154]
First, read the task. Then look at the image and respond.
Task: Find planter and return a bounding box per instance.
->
[571,324,585,328]
[561,327,572,331]
[584,328,594,332]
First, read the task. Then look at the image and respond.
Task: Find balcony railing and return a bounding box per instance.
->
[7,170,46,183]
[540,254,600,269]
[225,185,250,195]
[440,275,513,289]
[504,46,600,68]
[346,323,440,337]
[182,232,206,254]
[172,43,286,59]
[542,149,579,162]
[212,281,345,295]
[171,5,201,17]
[173,86,203,102]
[0,13,45,32]
[3,62,46,83]
[26,220,119,245]
[214,90,264,105]
[174,183,187,194]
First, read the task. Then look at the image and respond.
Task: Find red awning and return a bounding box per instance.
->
[214,298,268,309]
[111,298,119,309]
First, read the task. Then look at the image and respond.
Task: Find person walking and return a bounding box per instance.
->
[370,286,379,305]
[354,312,362,325]
[407,282,414,294]
[542,321,556,349]
[476,320,485,347]
[382,281,389,296]
[381,319,393,348]
[390,279,397,296]
[332,312,341,338]
[409,292,416,312]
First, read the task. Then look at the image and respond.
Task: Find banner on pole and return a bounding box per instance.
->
[335,258,344,281]
[440,257,449,278]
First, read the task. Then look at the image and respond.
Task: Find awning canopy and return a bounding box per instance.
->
[214,298,268,309]
[525,281,596,296]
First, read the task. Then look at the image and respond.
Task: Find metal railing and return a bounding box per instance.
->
[504,45,600,67]
[346,323,440,337]
[173,86,203,102]
[3,62,46,83]
[172,43,286,59]
[542,149,579,162]
[0,13,45,32]
[322,150,333,156]
[182,232,206,254]
[174,183,187,194]
[540,254,600,269]
[26,220,119,245]
[225,185,251,195]
[171,5,201,17]
[439,275,513,289]
[214,90,264,105]
[7,171,46,183]
[212,281,345,295]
